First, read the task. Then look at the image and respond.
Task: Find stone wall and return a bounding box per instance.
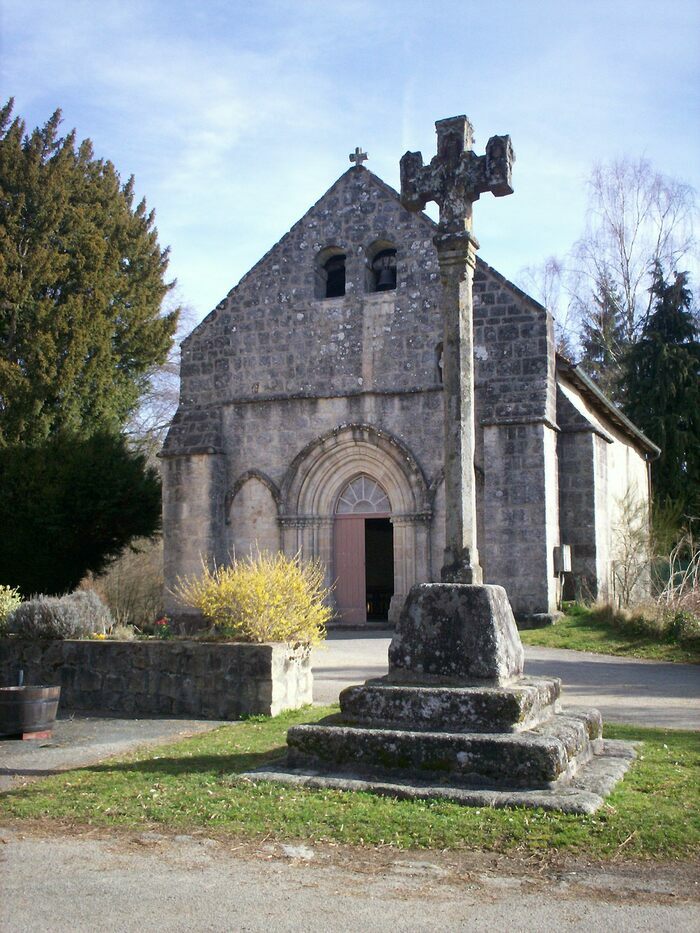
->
[0,640,312,719]
[557,375,653,602]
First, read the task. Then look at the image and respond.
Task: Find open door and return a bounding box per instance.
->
[333,516,366,624]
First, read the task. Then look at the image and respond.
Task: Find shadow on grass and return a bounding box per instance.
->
[69,714,346,780]
[78,746,287,778]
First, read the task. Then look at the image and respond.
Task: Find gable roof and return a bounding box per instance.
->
[184,166,437,344]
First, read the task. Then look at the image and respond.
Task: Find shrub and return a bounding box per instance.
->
[666,610,700,647]
[86,536,164,630]
[106,623,137,641]
[174,552,331,646]
[8,589,113,639]
[587,600,700,648]
[0,584,22,634]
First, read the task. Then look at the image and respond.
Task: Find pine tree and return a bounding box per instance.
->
[0,100,178,445]
[578,271,628,403]
[624,266,700,515]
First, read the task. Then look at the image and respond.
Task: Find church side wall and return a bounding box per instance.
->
[558,430,600,599]
[604,426,652,605]
[557,380,652,604]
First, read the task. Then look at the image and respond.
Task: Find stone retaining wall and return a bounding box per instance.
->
[0,639,312,719]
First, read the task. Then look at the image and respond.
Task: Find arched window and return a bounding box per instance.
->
[315,247,346,299]
[324,254,346,297]
[436,342,444,384]
[336,475,391,514]
[365,240,397,293]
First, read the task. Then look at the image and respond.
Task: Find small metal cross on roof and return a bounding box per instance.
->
[349,146,368,168]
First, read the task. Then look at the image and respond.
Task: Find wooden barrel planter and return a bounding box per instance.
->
[0,685,61,740]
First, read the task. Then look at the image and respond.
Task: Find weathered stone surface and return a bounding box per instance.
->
[339,676,560,733]
[162,154,656,624]
[400,115,514,583]
[0,639,311,719]
[287,712,594,788]
[246,738,636,814]
[388,583,524,683]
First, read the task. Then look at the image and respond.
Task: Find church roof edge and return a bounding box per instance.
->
[556,356,660,458]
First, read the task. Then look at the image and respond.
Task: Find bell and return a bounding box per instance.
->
[376,265,396,291]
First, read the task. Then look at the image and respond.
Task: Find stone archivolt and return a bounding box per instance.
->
[281,423,428,519]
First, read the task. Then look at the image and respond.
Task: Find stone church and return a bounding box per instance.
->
[161,159,658,625]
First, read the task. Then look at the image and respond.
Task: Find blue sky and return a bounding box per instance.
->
[2,0,699,324]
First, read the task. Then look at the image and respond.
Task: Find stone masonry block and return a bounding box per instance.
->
[286,716,593,788]
[340,676,560,733]
[389,583,524,684]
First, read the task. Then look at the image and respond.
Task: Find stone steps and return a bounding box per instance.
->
[287,709,600,789]
[339,676,562,733]
[247,583,634,811]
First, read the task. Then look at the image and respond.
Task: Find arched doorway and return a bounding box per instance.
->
[280,423,432,624]
[334,475,394,624]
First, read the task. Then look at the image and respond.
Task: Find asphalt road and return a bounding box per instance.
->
[312,628,700,729]
[1,827,698,933]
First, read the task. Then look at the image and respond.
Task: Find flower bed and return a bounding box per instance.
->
[0,638,312,719]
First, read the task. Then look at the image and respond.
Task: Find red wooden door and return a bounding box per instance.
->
[334,516,366,624]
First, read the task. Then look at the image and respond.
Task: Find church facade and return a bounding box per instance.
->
[161,164,658,625]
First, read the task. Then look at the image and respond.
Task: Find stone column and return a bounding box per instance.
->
[435,231,482,584]
[400,115,514,586]
[390,113,523,685]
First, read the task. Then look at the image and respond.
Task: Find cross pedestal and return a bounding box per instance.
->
[250,118,635,812]
[387,114,522,682]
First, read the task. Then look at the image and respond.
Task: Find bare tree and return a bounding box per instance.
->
[517,255,577,356]
[572,157,696,342]
[126,297,200,461]
[518,157,697,391]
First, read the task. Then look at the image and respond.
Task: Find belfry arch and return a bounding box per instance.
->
[280,424,431,623]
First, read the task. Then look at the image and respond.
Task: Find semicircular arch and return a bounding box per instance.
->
[281,424,429,518]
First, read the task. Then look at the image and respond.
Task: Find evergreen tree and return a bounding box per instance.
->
[578,271,628,403]
[0,431,162,595]
[624,266,700,515]
[0,101,177,592]
[0,100,178,445]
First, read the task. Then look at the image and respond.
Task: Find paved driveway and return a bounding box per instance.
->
[312,628,700,729]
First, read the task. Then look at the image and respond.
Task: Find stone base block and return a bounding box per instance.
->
[389,583,524,684]
[246,739,636,815]
[339,676,561,733]
[287,709,598,788]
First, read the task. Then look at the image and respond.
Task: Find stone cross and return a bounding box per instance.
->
[400,115,514,583]
[349,146,368,168]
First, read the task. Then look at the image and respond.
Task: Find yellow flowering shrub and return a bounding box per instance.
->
[174,552,331,646]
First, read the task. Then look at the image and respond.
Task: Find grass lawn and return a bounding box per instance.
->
[520,604,700,663]
[1,707,698,861]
